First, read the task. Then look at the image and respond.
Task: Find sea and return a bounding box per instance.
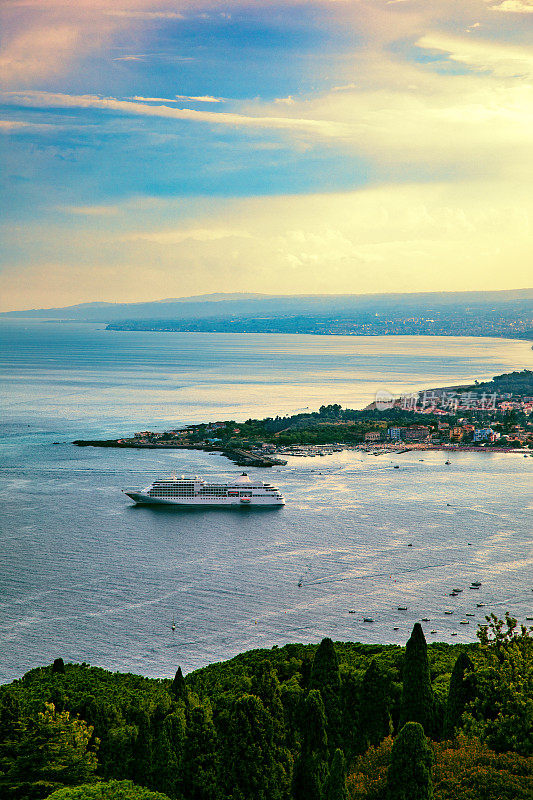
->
[0,321,532,684]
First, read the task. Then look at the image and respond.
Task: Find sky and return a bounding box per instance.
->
[1,0,533,311]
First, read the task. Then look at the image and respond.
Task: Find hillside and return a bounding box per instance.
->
[0,617,531,800]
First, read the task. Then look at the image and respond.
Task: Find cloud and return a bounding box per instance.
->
[129,95,178,102]
[0,119,59,133]
[104,10,184,19]
[127,227,253,244]
[62,204,120,216]
[0,25,81,84]
[175,95,226,103]
[2,90,347,138]
[417,33,533,76]
[486,0,533,12]
[2,180,532,309]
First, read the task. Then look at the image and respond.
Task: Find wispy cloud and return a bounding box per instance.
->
[129,95,178,102]
[104,10,184,20]
[486,0,533,12]
[2,90,347,138]
[175,95,226,103]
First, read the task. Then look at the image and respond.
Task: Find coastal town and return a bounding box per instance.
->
[75,369,533,465]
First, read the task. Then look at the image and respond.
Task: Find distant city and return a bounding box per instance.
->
[4,289,532,341]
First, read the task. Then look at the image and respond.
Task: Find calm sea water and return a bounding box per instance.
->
[0,322,532,683]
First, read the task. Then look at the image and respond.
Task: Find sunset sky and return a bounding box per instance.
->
[1,0,533,310]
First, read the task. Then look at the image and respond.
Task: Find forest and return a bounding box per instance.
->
[0,614,531,800]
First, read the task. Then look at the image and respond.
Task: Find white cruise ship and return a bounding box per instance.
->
[123,472,285,507]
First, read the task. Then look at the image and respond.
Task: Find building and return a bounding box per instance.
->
[403,425,430,442]
[387,426,404,440]
[473,428,494,442]
[450,426,464,441]
[365,431,382,442]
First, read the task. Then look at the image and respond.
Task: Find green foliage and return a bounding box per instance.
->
[399,625,435,736]
[443,652,474,739]
[463,613,533,755]
[293,690,329,800]
[311,639,342,752]
[47,779,173,799]
[326,749,348,800]
[0,702,98,799]
[170,668,187,703]
[223,693,291,800]
[358,660,392,753]
[432,735,533,800]
[386,722,433,800]
[1,630,529,800]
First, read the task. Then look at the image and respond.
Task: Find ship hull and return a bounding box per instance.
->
[124,491,285,507]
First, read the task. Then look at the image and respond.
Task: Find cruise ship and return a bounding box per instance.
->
[123,472,285,507]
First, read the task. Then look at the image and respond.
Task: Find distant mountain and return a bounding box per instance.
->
[2,289,532,323]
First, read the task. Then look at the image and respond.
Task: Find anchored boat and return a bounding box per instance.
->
[123,472,285,507]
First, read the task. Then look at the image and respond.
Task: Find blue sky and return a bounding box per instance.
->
[1,0,533,310]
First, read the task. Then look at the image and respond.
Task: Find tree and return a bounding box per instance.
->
[386,722,433,800]
[399,624,435,736]
[52,659,66,675]
[463,614,533,755]
[1,702,98,798]
[443,652,474,738]
[170,667,187,703]
[359,659,392,751]
[311,638,342,751]
[223,692,291,800]
[183,703,218,800]
[293,690,329,800]
[46,780,173,799]
[326,748,347,800]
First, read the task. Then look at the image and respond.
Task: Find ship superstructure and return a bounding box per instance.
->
[123,472,285,506]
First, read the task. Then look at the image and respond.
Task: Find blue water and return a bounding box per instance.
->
[1,322,532,683]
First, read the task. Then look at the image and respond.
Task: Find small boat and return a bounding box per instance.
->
[171,617,176,632]
[363,617,374,623]
[444,610,453,615]
[298,581,302,588]
[526,616,533,621]
[430,630,437,634]
[470,581,482,588]
[445,460,451,465]
[348,610,356,614]
[465,613,475,617]
[451,632,458,636]
[449,592,458,597]
[460,620,469,625]
[398,606,407,611]
[393,626,399,630]
[393,465,400,469]
[422,617,430,622]
[477,603,485,607]
[407,543,413,547]
[453,588,463,593]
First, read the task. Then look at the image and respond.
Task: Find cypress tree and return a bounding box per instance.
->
[170,666,187,703]
[326,748,347,800]
[52,658,65,674]
[443,651,474,738]
[386,722,433,800]
[223,693,289,800]
[359,659,392,750]
[293,690,329,800]
[183,703,218,800]
[399,624,434,735]
[311,638,341,695]
[310,638,342,751]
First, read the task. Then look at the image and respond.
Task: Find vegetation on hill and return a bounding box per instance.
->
[0,617,530,800]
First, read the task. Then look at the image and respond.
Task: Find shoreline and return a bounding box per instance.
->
[73,438,530,465]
